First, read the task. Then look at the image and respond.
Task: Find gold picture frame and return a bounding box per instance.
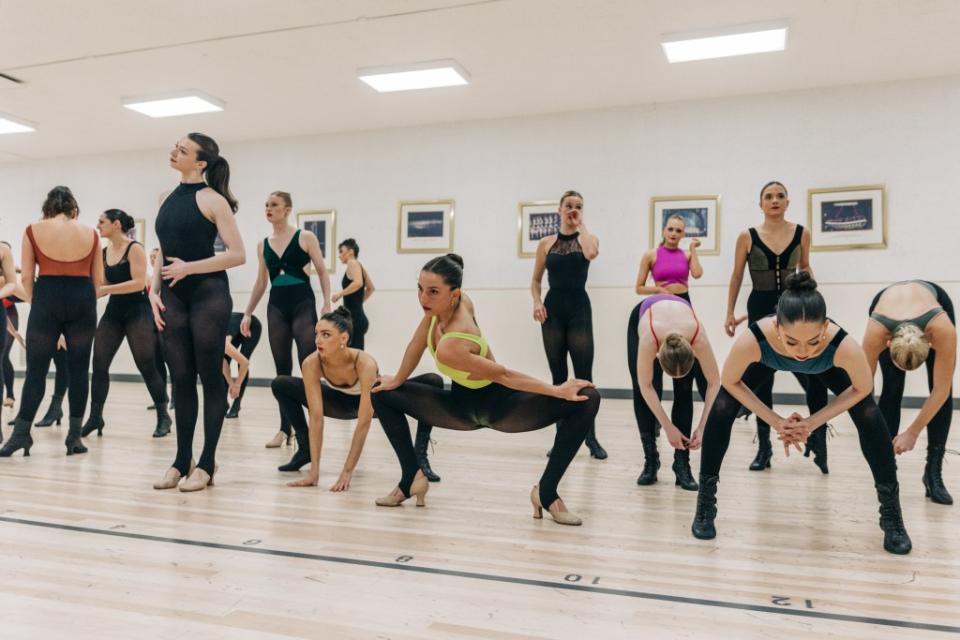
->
[517,200,560,258]
[807,185,887,251]
[397,200,455,254]
[649,195,721,255]
[296,209,337,273]
[133,218,146,245]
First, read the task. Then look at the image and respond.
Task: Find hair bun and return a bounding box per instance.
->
[445,253,464,269]
[664,333,687,349]
[785,271,817,292]
[332,306,352,320]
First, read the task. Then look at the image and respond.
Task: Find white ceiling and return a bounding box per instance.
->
[1,0,959,161]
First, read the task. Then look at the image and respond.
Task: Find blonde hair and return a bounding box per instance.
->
[890,323,930,371]
[658,332,695,378]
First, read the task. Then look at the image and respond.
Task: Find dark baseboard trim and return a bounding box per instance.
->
[17,373,958,410]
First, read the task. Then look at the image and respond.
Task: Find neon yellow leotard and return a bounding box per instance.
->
[427,315,492,389]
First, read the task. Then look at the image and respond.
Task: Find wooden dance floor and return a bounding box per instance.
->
[1,383,957,638]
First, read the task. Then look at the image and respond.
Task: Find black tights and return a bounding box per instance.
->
[90,302,167,411]
[268,286,317,435]
[160,276,232,476]
[271,372,440,441]
[2,305,16,399]
[699,365,898,484]
[17,277,96,422]
[372,379,601,507]
[870,283,954,447]
[228,313,261,402]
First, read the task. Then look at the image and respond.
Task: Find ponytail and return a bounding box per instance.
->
[187,132,238,213]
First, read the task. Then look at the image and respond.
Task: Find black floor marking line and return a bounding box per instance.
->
[2,515,957,635]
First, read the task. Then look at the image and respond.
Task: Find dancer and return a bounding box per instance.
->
[724,181,829,473]
[530,190,605,459]
[0,243,17,430]
[691,272,912,554]
[1,186,100,457]
[272,307,442,487]
[241,191,331,449]
[863,280,956,505]
[82,209,172,438]
[149,133,245,492]
[224,311,262,418]
[147,247,172,411]
[373,254,600,525]
[628,293,721,490]
[331,239,373,349]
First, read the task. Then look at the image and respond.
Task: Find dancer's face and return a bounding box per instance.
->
[760,185,789,218]
[314,319,348,354]
[417,271,458,316]
[774,320,829,361]
[169,137,205,174]
[662,218,685,247]
[264,195,290,223]
[97,214,120,239]
[559,195,584,227]
[338,245,353,264]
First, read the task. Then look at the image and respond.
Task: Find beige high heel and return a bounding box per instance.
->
[265,431,291,448]
[376,474,428,507]
[3,398,13,408]
[530,485,582,526]
[152,461,196,490]
[179,465,217,492]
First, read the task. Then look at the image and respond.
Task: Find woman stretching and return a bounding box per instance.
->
[692,272,912,555]
[2,186,101,457]
[724,181,829,473]
[241,191,331,449]
[530,190,605,459]
[272,307,442,489]
[373,254,600,525]
[628,294,721,489]
[82,209,171,438]
[149,133,245,492]
[863,280,955,505]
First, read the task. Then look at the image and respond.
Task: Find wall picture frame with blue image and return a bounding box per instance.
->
[296,209,337,272]
[517,200,560,257]
[649,195,721,255]
[807,185,886,251]
[397,200,454,254]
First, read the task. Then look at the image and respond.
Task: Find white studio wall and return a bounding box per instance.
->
[2,73,958,396]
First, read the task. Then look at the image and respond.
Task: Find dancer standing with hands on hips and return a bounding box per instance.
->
[531,190,605,459]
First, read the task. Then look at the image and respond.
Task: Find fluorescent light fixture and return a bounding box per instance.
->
[123,91,225,118]
[0,113,35,134]
[661,21,788,63]
[358,59,469,93]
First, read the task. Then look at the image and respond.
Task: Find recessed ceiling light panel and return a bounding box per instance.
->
[123,91,225,118]
[662,21,788,63]
[0,113,35,134]
[358,59,470,93]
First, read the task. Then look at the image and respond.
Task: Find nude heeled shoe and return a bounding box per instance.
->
[530,485,582,526]
[152,461,196,490]
[265,431,292,448]
[376,474,428,507]
[179,466,218,492]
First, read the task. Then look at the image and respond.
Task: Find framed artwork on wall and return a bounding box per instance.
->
[397,200,454,254]
[807,185,886,251]
[297,209,337,273]
[132,218,146,245]
[517,200,560,257]
[649,195,721,255]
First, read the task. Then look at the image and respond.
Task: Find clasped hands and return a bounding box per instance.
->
[775,412,814,455]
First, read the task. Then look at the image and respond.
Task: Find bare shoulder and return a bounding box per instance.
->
[356,351,379,377]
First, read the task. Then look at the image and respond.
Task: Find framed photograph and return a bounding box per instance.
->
[517,200,560,257]
[397,200,454,254]
[807,185,886,251]
[296,209,337,272]
[132,218,146,245]
[649,195,721,255]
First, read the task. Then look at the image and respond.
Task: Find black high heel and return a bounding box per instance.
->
[749,445,772,471]
[65,418,88,455]
[415,429,441,482]
[80,416,105,437]
[278,429,310,472]
[35,395,64,427]
[0,418,33,457]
